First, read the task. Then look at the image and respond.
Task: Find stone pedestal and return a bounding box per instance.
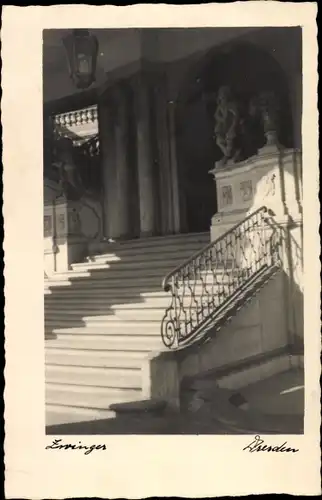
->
[44,203,57,276]
[209,147,303,345]
[209,147,302,241]
[44,198,87,275]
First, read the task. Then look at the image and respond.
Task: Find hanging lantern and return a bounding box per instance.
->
[63,29,99,90]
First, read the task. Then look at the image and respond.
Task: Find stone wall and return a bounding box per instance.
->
[142,266,303,410]
[178,270,290,381]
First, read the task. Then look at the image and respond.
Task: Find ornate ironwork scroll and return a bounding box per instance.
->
[161,206,283,349]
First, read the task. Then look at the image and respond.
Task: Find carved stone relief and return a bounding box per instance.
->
[221,185,233,207]
[68,207,82,235]
[57,213,66,234]
[240,180,253,202]
[44,215,52,237]
[263,173,276,198]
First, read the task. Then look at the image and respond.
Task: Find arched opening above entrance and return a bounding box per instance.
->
[175,41,294,234]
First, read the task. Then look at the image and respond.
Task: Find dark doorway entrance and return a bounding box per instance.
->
[176,94,216,233]
[175,40,293,234]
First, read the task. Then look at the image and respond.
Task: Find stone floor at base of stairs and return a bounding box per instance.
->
[181,367,304,434]
[239,368,304,416]
[46,368,304,435]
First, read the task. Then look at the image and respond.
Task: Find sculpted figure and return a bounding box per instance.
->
[214,86,242,166]
[53,136,86,200]
[249,90,280,146]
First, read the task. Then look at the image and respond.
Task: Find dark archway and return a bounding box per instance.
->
[175,41,294,234]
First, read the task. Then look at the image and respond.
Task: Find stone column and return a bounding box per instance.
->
[98,95,116,239]
[98,85,131,240]
[113,85,131,238]
[167,99,182,234]
[133,74,156,237]
[153,74,173,235]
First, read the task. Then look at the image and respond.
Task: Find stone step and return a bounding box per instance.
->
[46,364,142,389]
[50,265,236,286]
[45,290,169,301]
[51,267,172,281]
[46,383,144,426]
[46,405,117,426]
[45,276,162,289]
[45,308,162,319]
[45,350,145,369]
[45,334,163,352]
[82,246,208,263]
[45,302,156,313]
[44,293,227,312]
[45,309,165,323]
[89,232,209,253]
[46,385,142,410]
[45,280,235,299]
[46,302,213,318]
[45,279,72,288]
[86,244,208,262]
[44,275,237,297]
[72,254,203,272]
[45,288,166,297]
[46,323,161,335]
[46,382,141,397]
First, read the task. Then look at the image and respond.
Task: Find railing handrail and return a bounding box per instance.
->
[160,205,282,349]
[162,205,272,291]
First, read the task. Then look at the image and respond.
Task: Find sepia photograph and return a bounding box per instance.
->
[43,26,305,436]
[3,4,320,498]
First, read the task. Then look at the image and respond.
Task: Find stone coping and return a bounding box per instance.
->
[209,147,302,180]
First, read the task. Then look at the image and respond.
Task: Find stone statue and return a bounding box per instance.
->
[212,86,282,169]
[249,90,280,147]
[214,86,242,166]
[52,136,87,200]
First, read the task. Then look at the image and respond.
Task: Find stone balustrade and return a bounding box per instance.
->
[53,105,99,139]
[54,105,98,128]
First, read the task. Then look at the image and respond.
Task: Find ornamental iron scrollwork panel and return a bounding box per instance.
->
[161,206,283,349]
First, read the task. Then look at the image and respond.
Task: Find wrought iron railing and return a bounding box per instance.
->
[161,206,283,349]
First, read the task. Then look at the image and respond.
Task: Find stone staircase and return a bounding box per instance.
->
[45,232,210,426]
